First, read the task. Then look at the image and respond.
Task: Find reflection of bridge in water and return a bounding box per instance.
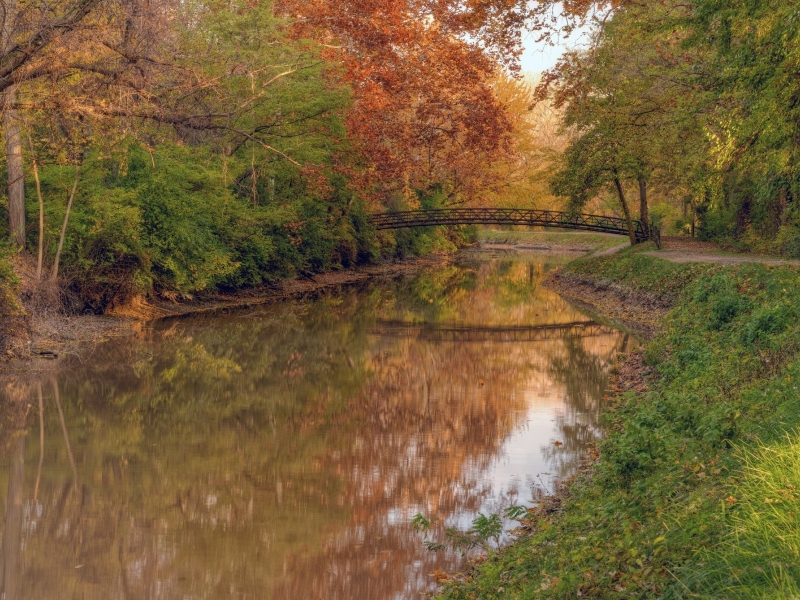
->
[370,320,616,342]
[368,208,656,244]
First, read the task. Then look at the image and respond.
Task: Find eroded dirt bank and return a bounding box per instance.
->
[543,268,671,339]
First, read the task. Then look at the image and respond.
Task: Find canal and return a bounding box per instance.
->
[0,251,634,599]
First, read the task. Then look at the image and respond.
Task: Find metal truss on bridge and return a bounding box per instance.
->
[370,320,614,343]
[368,208,651,243]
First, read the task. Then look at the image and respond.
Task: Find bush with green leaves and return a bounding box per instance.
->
[0,243,20,315]
[0,243,26,355]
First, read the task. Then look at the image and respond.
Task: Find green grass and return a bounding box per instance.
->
[477,229,628,251]
[0,244,20,318]
[565,246,710,300]
[434,254,800,599]
[687,431,800,599]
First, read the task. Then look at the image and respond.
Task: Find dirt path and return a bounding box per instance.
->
[593,242,629,257]
[642,250,800,266]
[595,235,800,266]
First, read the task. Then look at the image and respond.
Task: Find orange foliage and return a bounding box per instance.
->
[273,0,622,208]
[276,0,533,207]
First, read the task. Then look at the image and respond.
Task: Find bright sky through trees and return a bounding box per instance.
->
[518,3,591,74]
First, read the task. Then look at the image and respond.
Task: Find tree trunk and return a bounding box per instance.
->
[51,165,80,282]
[52,378,78,481]
[638,175,650,238]
[2,0,24,250]
[613,175,636,246]
[35,382,44,500]
[24,128,45,278]
[771,188,788,237]
[4,100,25,250]
[32,157,44,279]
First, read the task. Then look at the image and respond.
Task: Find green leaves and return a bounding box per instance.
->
[413,506,530,557]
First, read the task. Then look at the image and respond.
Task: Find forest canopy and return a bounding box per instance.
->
[1,0,798,313]
[0,0,558,312]
[538,0,800,253]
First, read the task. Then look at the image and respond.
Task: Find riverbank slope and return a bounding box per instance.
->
[436,246,800,598]
[0,252,456,368]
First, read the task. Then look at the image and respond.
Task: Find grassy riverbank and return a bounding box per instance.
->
[477,230,627,252]
[437,249,800,598]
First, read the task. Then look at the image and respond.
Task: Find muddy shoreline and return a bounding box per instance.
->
[543,269,671,340]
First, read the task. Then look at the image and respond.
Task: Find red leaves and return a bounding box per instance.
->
[277,0,521,206]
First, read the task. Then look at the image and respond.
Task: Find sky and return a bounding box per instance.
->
[517,20,592,75]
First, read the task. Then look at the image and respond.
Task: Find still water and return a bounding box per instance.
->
[0,252,634,599]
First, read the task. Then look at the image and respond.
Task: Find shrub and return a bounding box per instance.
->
[0,244,27,357]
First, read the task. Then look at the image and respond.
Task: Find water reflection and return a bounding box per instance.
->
[0,254,633,599]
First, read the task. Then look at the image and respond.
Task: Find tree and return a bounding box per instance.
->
[551,126,638,244]
[275,0,525,207]
[481,74,569,209]
[541,1,712,240]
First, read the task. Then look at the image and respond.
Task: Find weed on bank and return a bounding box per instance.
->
[436,253,800,599]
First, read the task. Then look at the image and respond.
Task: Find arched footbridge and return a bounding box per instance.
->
[368,208,659,245]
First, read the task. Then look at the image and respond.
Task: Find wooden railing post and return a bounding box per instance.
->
[650,220,661,249]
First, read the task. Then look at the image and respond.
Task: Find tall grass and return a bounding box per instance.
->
[693,432,800,599]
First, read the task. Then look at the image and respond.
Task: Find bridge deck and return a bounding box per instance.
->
[368,208,649,243]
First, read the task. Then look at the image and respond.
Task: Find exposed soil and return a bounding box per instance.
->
[544,269,671,340]
[593,242,628,257]
[608,350,653,397]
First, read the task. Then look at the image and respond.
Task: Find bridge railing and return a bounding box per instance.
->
[368,208,653,243]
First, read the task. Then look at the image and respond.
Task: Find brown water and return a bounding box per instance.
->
[0,252,634,600]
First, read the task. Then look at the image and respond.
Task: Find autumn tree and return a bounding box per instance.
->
[274,0,533,208]
[482,74,567,209]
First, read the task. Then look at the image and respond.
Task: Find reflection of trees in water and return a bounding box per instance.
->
[268,329,544,598]
[0,258,632,600]
[539,331,632,479]
[1,431,24,600]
